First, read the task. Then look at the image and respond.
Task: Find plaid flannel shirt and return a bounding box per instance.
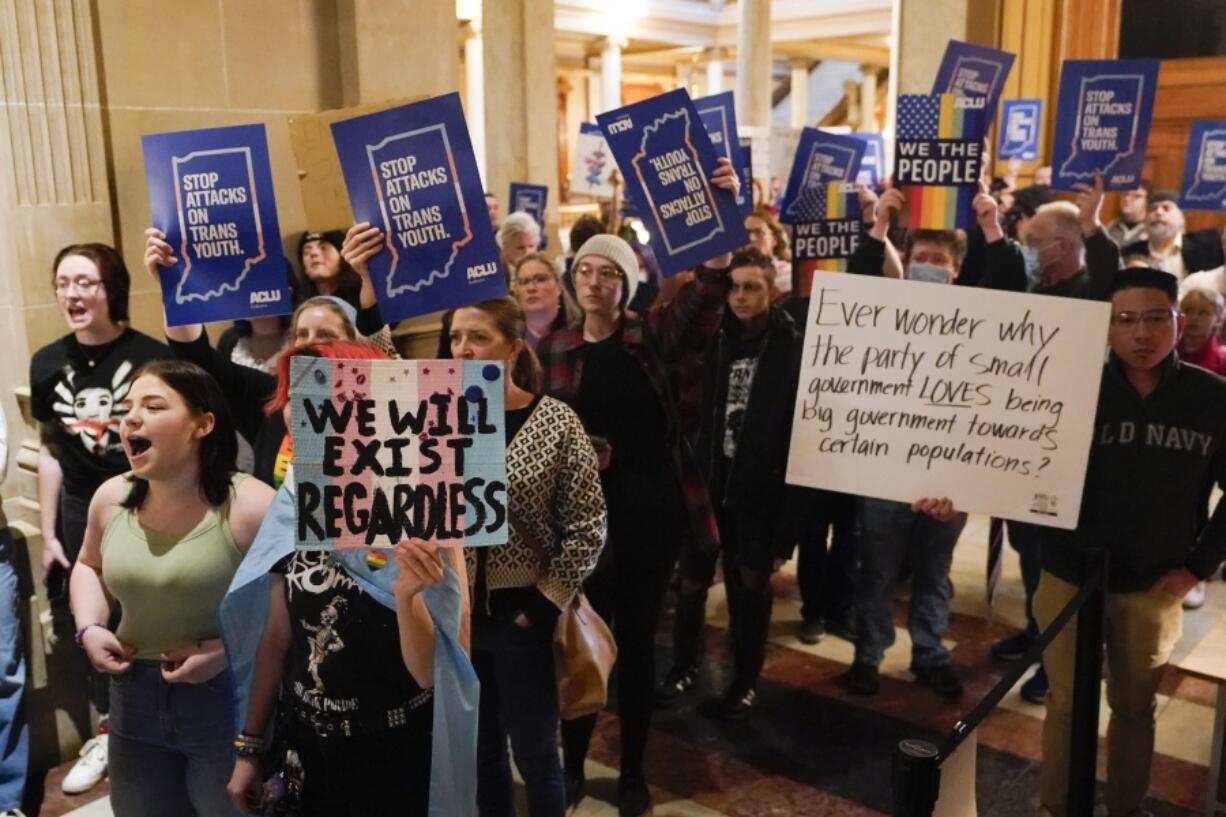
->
[536,264,729,553]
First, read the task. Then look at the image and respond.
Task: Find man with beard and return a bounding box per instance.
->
[1122,191,1226,280]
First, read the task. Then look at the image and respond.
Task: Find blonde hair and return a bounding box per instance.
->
[1181,286,1225,315]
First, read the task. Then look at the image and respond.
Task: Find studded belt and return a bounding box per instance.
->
[286,689,432,739]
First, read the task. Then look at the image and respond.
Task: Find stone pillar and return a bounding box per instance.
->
[706,48,725,95]
[789,59,810,128]
[0,0,110,769]
[736,0,772,183]
[338,0,459,104]
[599,36,625,113]
[860,66,878,133]
[675,62,693,94]
[895,0,970,95]
[844,80,862,130]
[483,0,560,247]
[462,21,487,183]
[585,55,602,120]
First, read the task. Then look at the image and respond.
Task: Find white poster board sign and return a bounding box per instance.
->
[569,123,616,198]
[786,274,1110,529]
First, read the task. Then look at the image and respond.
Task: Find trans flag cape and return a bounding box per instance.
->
[218,482,479,817]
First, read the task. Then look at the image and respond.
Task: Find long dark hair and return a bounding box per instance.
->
[121,360,237,510]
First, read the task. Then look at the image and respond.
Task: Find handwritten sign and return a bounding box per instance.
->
[896,94,985,231]
[331,93,506,322]
[852,133,886,188]
[570,122,616,198]
[1180,120,1226,212]
[597,89,747,275]
[786,274,1109,529]
[142,124,290,326]
[932,40,1015,120]
[1052,59,1159,191]
[998,99,1042,161]
[291,357,508,549]
[779,128,865,225]
[695,91,751,215]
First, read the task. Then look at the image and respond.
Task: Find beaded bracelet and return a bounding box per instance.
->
[233,731,267,757]
[73,623,107,647]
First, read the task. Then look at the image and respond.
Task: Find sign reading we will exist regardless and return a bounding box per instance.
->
[786,274,1110,530]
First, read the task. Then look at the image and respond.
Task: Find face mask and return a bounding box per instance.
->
[1020,244,1042,289]
[906,263,952,284]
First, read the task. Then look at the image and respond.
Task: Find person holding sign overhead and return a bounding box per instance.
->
[537,157,739,817]
[69,360,275,817]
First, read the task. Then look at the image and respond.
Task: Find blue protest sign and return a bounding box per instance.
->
[778,128,865,225]
[695,91,751,215]
[851,133,886,188]
[932,40,1015,124]
[509,182,548,248]
[1051,59,1159,191]
[142,124,290,326]
[596,89,748,276]
[998,99,1042,161]
[1180,121,1226,212]
[331,93,506,322]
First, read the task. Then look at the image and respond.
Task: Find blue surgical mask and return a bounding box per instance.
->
[906,263,952,284]
[1020,245,1042,290]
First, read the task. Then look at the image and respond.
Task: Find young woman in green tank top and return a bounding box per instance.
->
[70,360,274,817]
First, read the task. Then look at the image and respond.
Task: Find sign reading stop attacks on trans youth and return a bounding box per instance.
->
[331,93,507,322]
[597,89,748,276]
[786,274,1110,529]
[1180,120,1226,212]
[142,124,292,326]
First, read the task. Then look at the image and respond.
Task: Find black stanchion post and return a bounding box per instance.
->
[892,738,941,817]
[1066,549,1107,816]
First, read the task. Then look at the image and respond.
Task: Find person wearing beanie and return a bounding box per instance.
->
[297,229,364,307]
[539,158,740,817]
[1122,192,1226,280]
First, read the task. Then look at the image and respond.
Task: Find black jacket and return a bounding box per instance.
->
[1042,353,1226,592]
[696,306,805,556]
[1123,229,1226,277]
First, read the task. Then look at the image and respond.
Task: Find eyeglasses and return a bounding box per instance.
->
[515,273,554,288]
[575,264,623,284]
[54,277,103,295]
[1110,308,1177,329]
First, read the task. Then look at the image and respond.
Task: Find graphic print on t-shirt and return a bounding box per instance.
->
[50,359,134,456]
[285,551,361,713]
[723,357,758,458]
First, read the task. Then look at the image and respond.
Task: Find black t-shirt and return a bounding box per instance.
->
[275,550,430,720]
[721,329,766,460]
[575,329,668,471]
[29,329,169,498]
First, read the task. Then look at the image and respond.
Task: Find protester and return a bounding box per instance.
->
[1122,192,1226,280]
[1178,286,1226,376]
[216,316,290,375]
[486,192,501,230]
[29,243,169,795]
[513,253,579,349]
[296,230,362,306]
[659,247,803,718]
[539,156,739,817]
[224,339,465,817]
[1104,181,1150,248]
[497,212,542,275]
[561,214,606,287]
[744,209,792,294]
[1036,267,1226,817]
[1033,165,1053,186]
[69,360,274,816]
[0,401,28,817]
[449,298,605,817]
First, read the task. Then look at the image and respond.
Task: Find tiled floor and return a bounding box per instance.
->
[41,513,1219,816]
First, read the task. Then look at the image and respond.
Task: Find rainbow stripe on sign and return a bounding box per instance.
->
[899,94,981,231]
[815,181,851,272]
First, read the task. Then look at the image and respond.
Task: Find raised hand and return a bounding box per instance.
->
[973,178,1004,243]
[341,222,384,279]
[1072,171,1105,236]
[143,227,176,282]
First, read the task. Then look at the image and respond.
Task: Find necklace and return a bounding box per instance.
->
[75,338,113,369]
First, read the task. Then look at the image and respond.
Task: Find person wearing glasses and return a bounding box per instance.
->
[28,243,168,796]
[536,157,739,817]
[1036,267,1226,817]
[512,252,579,349]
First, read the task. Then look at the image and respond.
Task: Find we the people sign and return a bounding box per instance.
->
[786,274,1109,529]
[292,357,508,548]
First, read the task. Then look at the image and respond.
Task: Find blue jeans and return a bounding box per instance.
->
[108,661,238,817]
[854,498,966,669]
[474,615,565,817]
[0,530,28,810]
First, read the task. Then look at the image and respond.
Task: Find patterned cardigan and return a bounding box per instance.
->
[535,264,729,554]
[464,395,607,611]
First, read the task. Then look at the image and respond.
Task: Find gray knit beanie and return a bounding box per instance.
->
[574,234,639,308]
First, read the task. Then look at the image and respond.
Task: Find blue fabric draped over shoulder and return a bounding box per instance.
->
[217,482,479,817]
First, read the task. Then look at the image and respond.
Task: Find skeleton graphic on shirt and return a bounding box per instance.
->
[301,596,348,702]
[50,360,134,456]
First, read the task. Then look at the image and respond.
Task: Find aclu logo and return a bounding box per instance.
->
[249,289,282,305]
[607,116,634,134]
[467,262,499,282]
[954,96,986,110]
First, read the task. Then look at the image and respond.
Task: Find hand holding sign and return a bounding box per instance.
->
[394,538,447,599]
[973,180,1003,243]
[913,497,959,522]
[342,222,384,277]
[1072,172,1105,235]
[871,182,905,242]
[144,228,177,282]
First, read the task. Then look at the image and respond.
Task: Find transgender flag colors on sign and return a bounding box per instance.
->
[291,357,508,550]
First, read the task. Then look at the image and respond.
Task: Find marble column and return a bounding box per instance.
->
[599,36,625,113]
[706,47,725,95]
[462,21,488,183]
[860,66,878,133]
[586,55,603,120]
[736,0,772,182]
[790,59,810,128]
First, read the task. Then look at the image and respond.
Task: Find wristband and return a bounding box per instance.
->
[233,731,268,757]
[74,623,107,647]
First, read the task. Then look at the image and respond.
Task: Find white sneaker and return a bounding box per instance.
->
[1184,581,1207,610]
[62,733,107,794]
[1,809,28,817]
